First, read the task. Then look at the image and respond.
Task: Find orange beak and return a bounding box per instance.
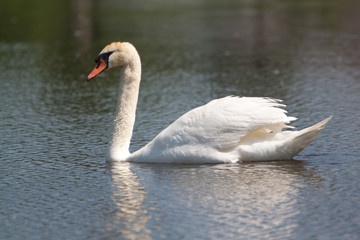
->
[88,58,108,81]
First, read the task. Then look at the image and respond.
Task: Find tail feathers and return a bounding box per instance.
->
[300,115,332,132]
[291,116,332,156]
[238,116,332,162]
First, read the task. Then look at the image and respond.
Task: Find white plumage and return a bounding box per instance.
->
[88,42,331,164]
[129,96,330,163]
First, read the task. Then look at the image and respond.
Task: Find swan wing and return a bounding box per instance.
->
[196,96,295,150]
[130,96,296,163]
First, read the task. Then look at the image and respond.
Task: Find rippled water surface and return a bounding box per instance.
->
[1,0,360,239]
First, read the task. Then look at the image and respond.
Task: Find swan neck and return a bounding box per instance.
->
[109,61,141,161]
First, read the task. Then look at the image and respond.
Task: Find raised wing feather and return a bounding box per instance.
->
[195,96,296,150]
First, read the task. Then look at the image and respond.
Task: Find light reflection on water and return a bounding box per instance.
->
[1,0,360,239]
[108,161,326,239]
[108,163,151,240]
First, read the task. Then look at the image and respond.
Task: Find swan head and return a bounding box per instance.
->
[88,42,140,80]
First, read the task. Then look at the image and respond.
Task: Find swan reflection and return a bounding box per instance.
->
[138,160,321,239]
[108,162,151,240]
[107,160,321,239]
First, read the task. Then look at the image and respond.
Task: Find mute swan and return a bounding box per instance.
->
[88,42,331,163]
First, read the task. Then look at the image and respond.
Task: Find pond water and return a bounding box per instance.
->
[1,0,360,239]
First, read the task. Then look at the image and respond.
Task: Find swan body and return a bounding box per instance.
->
[88,42,331,163]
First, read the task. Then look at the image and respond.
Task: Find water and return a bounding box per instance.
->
[1,0,360,239]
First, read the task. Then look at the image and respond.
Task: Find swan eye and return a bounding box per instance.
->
[95,51,115,64]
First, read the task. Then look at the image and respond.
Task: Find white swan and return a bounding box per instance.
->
[88,42,331,163]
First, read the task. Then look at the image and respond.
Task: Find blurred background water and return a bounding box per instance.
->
[0,0,359,239]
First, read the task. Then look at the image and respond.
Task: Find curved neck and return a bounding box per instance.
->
[109,59,141,161]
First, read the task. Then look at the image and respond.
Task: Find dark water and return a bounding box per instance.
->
[1,0,360,239]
